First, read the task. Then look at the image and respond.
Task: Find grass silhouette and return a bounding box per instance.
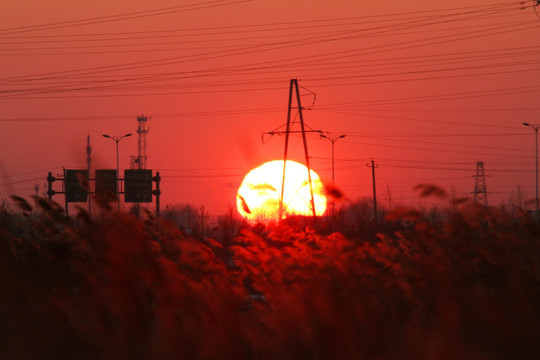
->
[1,189,539,359]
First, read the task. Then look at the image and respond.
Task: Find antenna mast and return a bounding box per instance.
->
[131,115,150,169]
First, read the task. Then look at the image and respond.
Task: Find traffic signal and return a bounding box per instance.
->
[47,172,56,199]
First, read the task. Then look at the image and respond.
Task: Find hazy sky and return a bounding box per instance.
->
[2,0,540,215]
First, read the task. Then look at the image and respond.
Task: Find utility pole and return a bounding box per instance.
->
[523,123,539,214]
[200,205,205,238]
[367,159,378,222]
[187,205,191,231]
[263,79,321,220]
[86,135,92,214]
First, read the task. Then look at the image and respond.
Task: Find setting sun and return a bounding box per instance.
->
[236,160,327,222]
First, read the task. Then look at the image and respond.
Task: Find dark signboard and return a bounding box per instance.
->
[124,169,152,203]
[65,169,88,203]
[95,169,117,202]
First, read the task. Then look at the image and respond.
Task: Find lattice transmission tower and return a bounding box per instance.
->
[131,115,150,169]
[262,79,320,219]
[473,161,488,205]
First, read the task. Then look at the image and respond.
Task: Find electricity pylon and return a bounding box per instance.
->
[473,161,488,205]
[263,79,321,219]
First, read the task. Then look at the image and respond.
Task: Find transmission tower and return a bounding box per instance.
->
[262,79,321,219]
[473,161,488,205]
[131,115,150,169]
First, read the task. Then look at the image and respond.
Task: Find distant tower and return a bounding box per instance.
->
[473,161,488,205]
[131,115,150,169]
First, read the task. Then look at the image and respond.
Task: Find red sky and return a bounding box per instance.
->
[2,0,540,216]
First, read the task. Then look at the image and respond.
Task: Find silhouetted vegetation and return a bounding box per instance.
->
[1,188,539,359]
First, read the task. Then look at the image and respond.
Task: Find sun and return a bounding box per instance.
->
[237,160,327,222]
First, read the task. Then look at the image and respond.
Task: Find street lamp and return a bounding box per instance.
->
[320,133,346,216]
[523,123,539,215]
[103,133,132,211]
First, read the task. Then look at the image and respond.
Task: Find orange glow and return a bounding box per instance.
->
[237,160,327,222]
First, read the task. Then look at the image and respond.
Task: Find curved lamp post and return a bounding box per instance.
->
[103,133,132,211]
[320,134,346,216]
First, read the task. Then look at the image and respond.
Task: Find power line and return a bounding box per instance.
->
[317,83,540,111]
[0,1,522,37]
[0,0,257,35]
[0,107,284,122]
[345,132,527,138]
[341,139,530,158]
[1,6,534,87]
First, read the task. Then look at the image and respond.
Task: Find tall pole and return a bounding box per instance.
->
[116,141,119,209]
[367,159,378,222]
[103,133,132,211]
[63,168,68,216]
[523,123,539,214]
[86,135,92,214]
[153,172,161,218]
[320,134,346,216]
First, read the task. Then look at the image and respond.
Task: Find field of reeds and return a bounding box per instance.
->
[1,189,539,360]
